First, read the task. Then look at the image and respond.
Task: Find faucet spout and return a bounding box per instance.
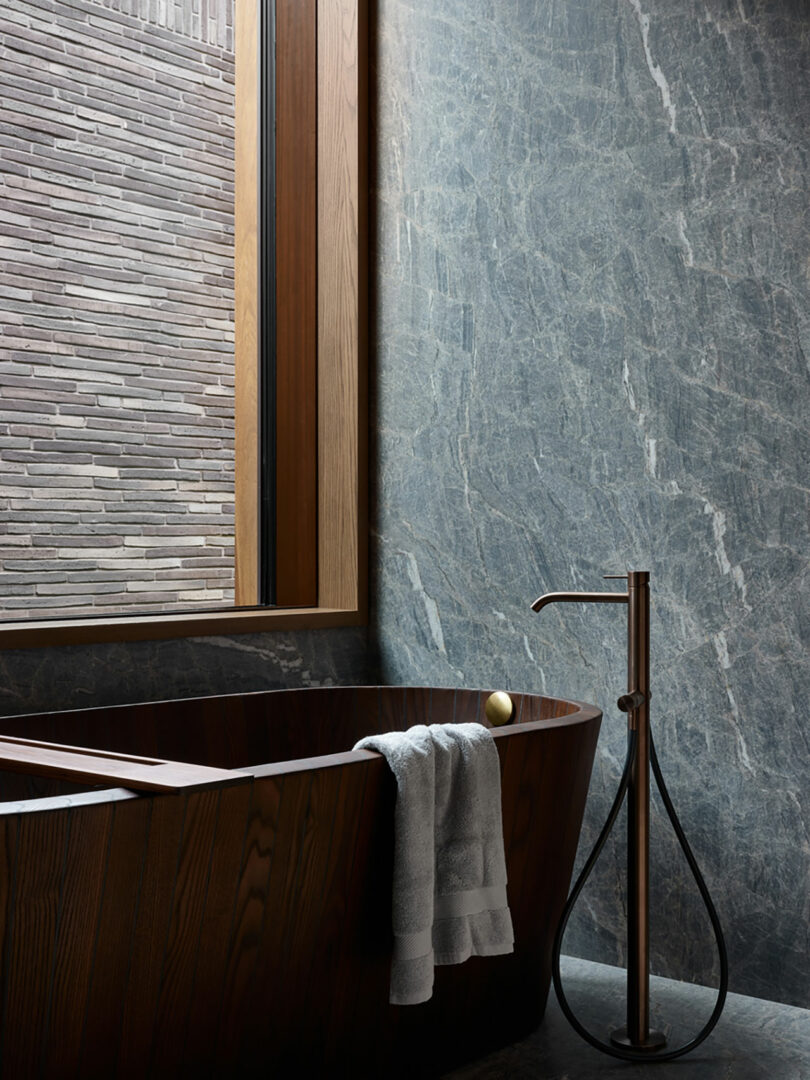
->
[530,589,629,612]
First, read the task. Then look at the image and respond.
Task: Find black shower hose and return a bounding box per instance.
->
[551,727,729,1062]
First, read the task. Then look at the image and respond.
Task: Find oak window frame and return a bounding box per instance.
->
[0,0,367,648]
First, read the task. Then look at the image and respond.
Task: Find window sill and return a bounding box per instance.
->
[0,604,366,649]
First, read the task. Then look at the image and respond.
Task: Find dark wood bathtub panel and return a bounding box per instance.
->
[502,727,564,1021]
[41,802,114,1079]
[167,697,224,766]
[182,781,253,1068]
[502,720,550,924]
[552,694,579,719]
[354,684,384,736]
[215,776,282,1062]
[197,696,236,767]
[0,770,93,804]
[236,768,316,1062]
[319,686,363,758]
[237,687,342,765]
[115,794,187,1080]
[217,695,249,769]
[217,687,358,767]
[452,687,483,727]
[150,789,221,1075]
[290,687,361,766]
[327,756,395,1075]
[265,765,348,1075]
[376,683,407,737]
[549,716,602,943]
[320,755,393,1069]
[77,797,152,1079]
[403,685,433,729]
[297,759,378,1068]
[228,695,261,768]
[263,691,311,764]
[510,688,527,726]
[511,723,601,1032]
[0,811,69,1080]
[519,690,539,726]
[0,818,18,1071]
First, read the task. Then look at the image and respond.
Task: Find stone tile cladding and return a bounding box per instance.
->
[0,0,236,617]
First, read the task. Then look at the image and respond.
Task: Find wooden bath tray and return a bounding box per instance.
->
[0,733,247,793]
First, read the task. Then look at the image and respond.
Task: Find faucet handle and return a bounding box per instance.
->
[603,574,628,580]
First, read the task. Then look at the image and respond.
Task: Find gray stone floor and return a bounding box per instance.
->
[443,957,810,1079]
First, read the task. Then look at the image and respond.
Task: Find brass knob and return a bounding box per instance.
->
[485,691,515,727]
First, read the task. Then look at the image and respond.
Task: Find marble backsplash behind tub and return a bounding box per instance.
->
[0,629,372,718]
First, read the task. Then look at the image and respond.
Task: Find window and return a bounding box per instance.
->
[0,0,366,647]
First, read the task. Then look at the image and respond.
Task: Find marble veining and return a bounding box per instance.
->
[372,0,810,1008]
[0,629,371,717]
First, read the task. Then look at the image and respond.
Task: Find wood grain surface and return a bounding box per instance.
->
[0,687,600,1077]
[234,0,260,606]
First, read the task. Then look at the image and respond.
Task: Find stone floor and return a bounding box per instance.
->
[442,957,810,1080]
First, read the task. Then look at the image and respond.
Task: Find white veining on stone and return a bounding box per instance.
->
[523,634,535,662]
[687,83,710,137]
[644,435,657,478]
[712,630,731,670]
[702,500,751,611]
[717,138,739,184]
[676,210,694,267]
[404,551,447,654]
[621,358,637,412]
[711,635,754,775]
[627,0,678,134]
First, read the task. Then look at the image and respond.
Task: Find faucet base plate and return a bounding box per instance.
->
[610,1026,667,1052]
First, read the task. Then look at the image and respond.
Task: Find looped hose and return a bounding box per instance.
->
[551,728,729,1062]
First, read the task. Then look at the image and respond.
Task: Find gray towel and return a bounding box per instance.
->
[354,722,514,1005]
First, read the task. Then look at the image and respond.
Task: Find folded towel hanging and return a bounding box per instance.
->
[353,722,514,1005]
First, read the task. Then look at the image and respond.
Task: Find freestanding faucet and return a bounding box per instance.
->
[531,570,727,1062]
[532,570,664,1051]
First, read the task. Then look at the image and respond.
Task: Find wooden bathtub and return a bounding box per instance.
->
[0,686,600,1079]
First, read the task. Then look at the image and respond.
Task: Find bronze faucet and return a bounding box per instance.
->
[531,571,666,1052]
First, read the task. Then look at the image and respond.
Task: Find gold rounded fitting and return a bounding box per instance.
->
[485,691,515,727]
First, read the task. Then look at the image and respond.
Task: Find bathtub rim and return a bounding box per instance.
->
[0,686,601,815]
[250,686,601,778]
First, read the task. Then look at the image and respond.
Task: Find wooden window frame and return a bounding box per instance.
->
[0,0,367,649]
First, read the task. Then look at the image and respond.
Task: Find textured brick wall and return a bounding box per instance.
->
[0,0,235,617]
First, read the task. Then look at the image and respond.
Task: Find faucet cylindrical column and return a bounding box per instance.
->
[612,570,665,1052]
[627,570,650,1043]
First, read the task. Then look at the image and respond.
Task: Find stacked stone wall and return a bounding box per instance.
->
[0,0,235,617]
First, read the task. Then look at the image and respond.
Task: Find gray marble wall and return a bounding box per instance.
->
[0,628,371,717]
[373,0,810,1008]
